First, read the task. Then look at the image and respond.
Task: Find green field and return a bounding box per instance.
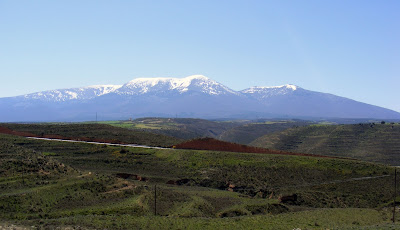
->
[1,123,400,229]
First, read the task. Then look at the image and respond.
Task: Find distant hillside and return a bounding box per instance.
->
[104,118,316,144]
[250,123,400,165]
[217,120,314,145]
[174,137,341,159]
[102,118,243,140]
[1,123,183,147]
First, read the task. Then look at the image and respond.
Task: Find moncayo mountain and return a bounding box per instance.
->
[1,75,399,121]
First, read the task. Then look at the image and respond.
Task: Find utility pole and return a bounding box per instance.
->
[154,185,157,216]
[394,168,397,223]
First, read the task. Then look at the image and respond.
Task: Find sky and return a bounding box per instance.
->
[1,0,399,112]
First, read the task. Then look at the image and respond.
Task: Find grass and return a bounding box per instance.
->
[1,127,400,229]
[1,123,183,147]
[97,120,175,130]
[251,123,400,165]
[100,117,242,140]
[22,209,396,230]
[100,118,316,145]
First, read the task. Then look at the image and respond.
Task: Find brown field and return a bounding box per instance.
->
[0,125,36,137]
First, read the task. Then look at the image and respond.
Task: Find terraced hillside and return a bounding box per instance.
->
[251,123,400,165]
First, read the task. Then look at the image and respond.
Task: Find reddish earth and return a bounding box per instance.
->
[174,137,347,159]
[0,126,36,137]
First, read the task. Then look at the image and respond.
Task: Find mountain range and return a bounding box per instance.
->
[1,75,399,122]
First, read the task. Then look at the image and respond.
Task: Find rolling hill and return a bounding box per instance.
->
[250,122,400,165]
[0,123,183,147]
[0,129,397,229]
[217,120,314,145]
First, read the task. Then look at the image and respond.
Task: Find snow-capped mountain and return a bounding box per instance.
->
[241,84,300,99]
[90,75,253,119]
[241,84,399,119]
[115,75,238,96]
[0,75,399,122]
[20,85,122,102]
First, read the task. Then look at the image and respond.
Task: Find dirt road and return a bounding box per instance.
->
[26,137,171,150]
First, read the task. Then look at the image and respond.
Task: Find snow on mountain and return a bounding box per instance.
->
[22,85,122,102]
[1,75,399,122]
[241,84,300,99]
[115,75,239,96]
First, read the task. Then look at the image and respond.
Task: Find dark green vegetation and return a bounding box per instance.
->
[2,123,182,147]
[217,120,313,145]
[100,118,314,145]
[100,118,241,140]
[251,123,400,165]
[1,122,400,230]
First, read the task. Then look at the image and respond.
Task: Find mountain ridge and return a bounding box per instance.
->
[1,75,399,121]
[20,84,122,102]
[115,75,239,96]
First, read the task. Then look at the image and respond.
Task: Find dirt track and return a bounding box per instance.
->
[26,137,170,150]
[0,125,169,149]
[0,125,353,159]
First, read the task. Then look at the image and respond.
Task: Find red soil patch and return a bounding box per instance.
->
[0,126,36,137]
[174,137,344,159]
[0,125,350,160]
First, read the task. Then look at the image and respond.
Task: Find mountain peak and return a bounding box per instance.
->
[125,75,210,86]
[250,84,299,90]
[185,74,210,80]
[241,84,301,95]
[282,84,298,90]
[2,76,400,121]
[118,75,237,96]
[22,84,122,101]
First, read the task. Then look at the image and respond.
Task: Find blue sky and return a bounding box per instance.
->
[1,0,399,112]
